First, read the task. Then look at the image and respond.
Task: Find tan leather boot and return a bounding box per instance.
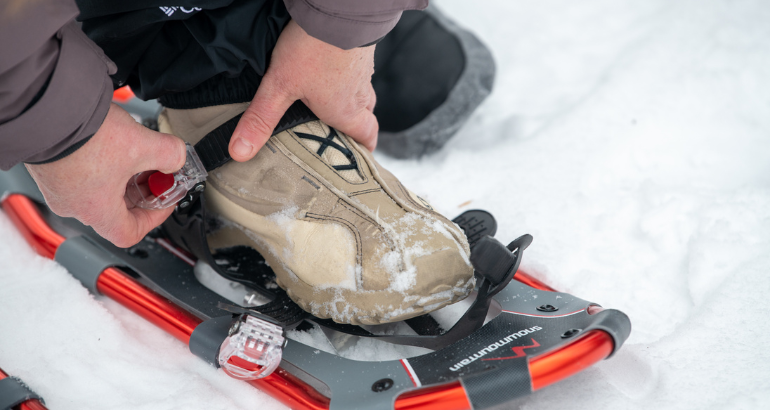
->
[159,103,474,325]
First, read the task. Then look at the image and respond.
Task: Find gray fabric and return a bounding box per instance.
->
[377,5,496,158]
[284,0,428,49]
[0,0,117,170]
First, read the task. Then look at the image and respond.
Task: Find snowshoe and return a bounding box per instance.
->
[1,142,631,410]
[1,86,630,409]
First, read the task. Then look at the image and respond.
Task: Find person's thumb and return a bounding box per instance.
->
[135,131,187,174]
[230,75,296,162]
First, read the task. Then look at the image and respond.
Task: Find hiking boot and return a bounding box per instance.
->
[158,103,475,325]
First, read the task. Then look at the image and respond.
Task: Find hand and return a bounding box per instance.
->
[26,103,186,248]
[229,20,378,161]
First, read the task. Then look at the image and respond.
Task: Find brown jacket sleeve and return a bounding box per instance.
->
[283,0,429,50]
[0,0,116,171]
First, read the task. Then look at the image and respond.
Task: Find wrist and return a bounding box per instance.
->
[24,135,93,166]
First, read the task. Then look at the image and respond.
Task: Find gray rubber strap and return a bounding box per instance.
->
[189,315,235,367]
[0,377,43,410]
[461,359,531,409]
[54,235,122,294]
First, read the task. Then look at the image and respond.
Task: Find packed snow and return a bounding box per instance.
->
[2,0,770,409]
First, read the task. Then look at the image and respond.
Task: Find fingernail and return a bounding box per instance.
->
[232,138,253,158]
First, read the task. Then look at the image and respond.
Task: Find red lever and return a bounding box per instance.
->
[148,172,175,197]
[112,86,135,104]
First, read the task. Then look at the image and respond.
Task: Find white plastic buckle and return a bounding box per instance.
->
[125,143,208,210]
[218,314,285,380]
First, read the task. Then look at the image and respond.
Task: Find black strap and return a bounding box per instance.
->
[162,194,309,327]
[0,376,44,410]
[194,114,242,171]
[193,101,318,172]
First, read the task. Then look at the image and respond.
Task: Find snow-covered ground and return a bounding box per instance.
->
[2,0,770,408]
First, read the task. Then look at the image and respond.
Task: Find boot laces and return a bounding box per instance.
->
[295,122,362,182]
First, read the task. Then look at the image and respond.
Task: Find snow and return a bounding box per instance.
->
[2,0,770,408]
